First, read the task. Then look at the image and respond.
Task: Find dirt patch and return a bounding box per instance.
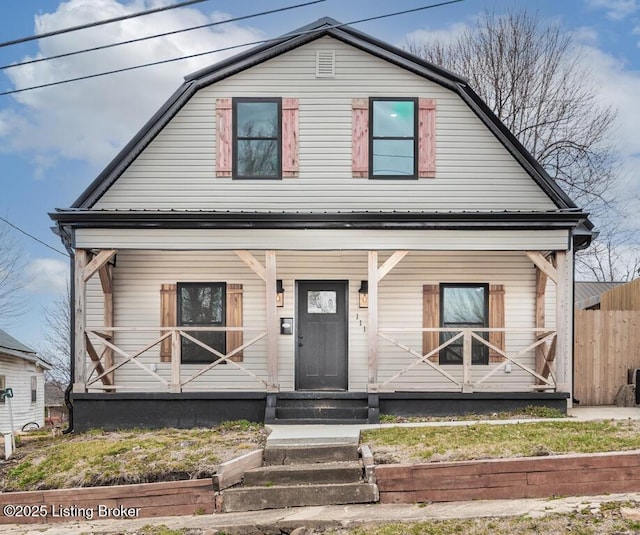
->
[0,421,267,491]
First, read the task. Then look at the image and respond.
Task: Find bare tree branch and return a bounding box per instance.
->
[405,9,637,281]
[39,282,71,385]
[0,222,28,323]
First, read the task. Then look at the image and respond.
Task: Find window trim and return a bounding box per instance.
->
[439,283,490,366]
[368,97,419,180]
[232,97,282,180]
[177,282,227,364]
[0,375,5,403]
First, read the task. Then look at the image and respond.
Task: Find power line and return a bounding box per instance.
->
[1,1,326,71]
[0,0,209,49]
[0,0,465,97]
[0,216,69,258]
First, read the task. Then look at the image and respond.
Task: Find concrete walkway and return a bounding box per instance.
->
[2,493,640,534]
[264,406,640,445]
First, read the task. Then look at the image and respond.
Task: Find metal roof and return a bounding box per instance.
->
[63,17,588,226]
[575,281,626,309]
[0,329,52,369]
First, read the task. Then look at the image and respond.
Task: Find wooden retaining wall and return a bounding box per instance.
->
[376,451,640,503]
[0,479,214,524]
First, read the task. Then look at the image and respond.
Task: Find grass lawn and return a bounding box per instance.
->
[1,420,266,492]
[363,419,640,463]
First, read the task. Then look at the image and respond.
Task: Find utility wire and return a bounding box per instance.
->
[0,0,464,97]
[1,1,326,71]
[0,0,209,49]
[0,216,69,257]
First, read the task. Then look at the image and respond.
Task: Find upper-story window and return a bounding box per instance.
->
[217,97,298,179]
[352,97,435,179]
[233,98,282,179]
[370,98,417,178]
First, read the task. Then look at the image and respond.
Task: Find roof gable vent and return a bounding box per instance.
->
[316,50,335,78]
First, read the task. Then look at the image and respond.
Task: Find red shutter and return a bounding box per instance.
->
[423,284,440,362]
[418,98,436,178]
[216,98,232,177]
[282,98,299,178]
[352,98,369,178]
[489,285,506,362]
[226,284,244,362]
[160,284,177,362]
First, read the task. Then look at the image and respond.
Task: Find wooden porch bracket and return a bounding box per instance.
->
[83,249,116,282]
[99,263,114,387]
[525,251,558,283]
[368,250,409,387]
[234,250,267,281]
[377,251,408,282]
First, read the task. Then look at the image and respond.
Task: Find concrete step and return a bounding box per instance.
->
[243,461,363,486]
[263,444,359,465]
[221,482,379,512]
[270,418,368,425]
[276,406,369,421]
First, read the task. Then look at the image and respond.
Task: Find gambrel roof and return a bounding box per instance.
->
[71,17,579,212]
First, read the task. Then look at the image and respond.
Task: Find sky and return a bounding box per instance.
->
[0,0,639,355]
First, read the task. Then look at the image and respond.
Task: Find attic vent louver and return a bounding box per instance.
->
[316,50,335,78]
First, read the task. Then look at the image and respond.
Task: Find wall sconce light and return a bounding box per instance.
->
[276,279,285,307]
[359,280,369,308]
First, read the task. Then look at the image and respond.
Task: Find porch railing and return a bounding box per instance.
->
[377,328,557,392]
[82,327,268,392]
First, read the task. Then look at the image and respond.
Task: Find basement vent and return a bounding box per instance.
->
[316,50,335,78]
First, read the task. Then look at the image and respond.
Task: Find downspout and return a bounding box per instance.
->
[55,224,75,434]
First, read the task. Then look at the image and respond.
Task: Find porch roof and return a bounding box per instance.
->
[51,208,588,228]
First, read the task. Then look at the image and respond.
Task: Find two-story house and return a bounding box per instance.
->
[51,18,593,431]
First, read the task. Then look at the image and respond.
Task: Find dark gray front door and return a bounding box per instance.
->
[296,281,348,391]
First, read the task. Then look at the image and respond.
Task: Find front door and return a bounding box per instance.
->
[296,281,348,390]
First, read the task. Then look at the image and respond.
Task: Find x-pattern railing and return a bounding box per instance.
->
[378,328,557,392]
[83,327,268,391]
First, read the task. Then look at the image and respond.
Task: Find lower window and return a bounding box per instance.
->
[439,283,489,365]
[178,282,226,363]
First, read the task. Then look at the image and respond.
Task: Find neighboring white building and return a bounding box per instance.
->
[0,329,51,433]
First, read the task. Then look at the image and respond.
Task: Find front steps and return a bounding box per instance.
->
[219,443,378,512]
[265,392,379,424]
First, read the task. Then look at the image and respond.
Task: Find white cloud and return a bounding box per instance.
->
[25,258,69,294]
[403,22,469,49]
[0,0,265,170]
[585,0,640,20]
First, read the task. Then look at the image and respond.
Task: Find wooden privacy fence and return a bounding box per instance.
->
[574,310,640,405]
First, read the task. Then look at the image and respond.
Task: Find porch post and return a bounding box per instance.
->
[265,250,278,390]
[462,330,473,393]
[170,330,181,393]
[73,249,88,393]
[534,265,548,377]
[555,249,573,397]
[368,251,378,387]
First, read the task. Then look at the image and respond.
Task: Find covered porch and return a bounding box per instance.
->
[69,229,574,426]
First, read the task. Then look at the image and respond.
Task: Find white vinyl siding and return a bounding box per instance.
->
[75,228,569,252]
[86,250,543,393]
[0,357,46,433]
[94,36,558,212]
